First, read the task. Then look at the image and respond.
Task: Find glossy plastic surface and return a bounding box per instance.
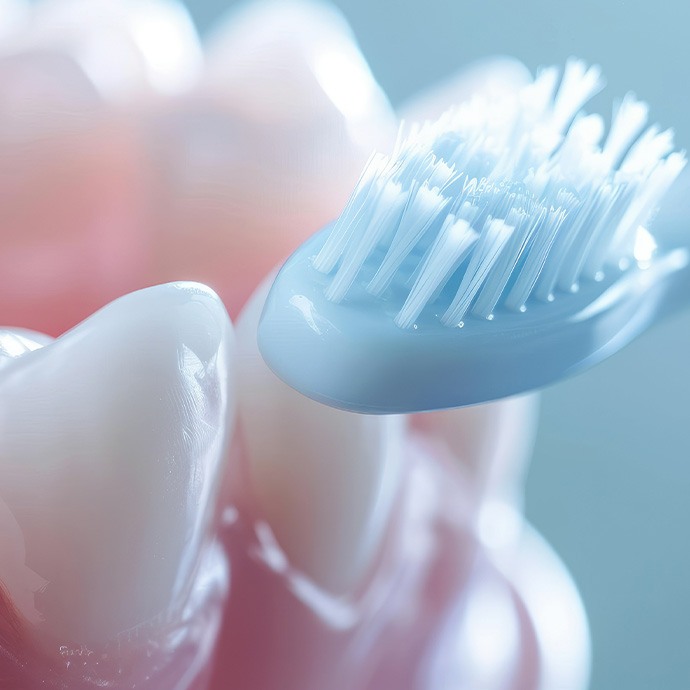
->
[259,224,690,413]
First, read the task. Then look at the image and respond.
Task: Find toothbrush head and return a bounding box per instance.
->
[258,59,689,413]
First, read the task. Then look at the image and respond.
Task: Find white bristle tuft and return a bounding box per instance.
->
[507,208,567,309]
[325,179,407,302]
[442,219,514,326]
[520,67,559,124]
[620,126,676,175]
[313,152,389,273]
[396,218,478,329]
[314,60,686,328]
[606,150,687,266]
[367,182,449,297]
[550,59,605,134]
[472,208,531,319]
[603,93,649,167]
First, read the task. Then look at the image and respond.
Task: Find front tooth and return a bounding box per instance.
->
[6,0,203,100]
[236,278,405,594]
[0,282,234,649]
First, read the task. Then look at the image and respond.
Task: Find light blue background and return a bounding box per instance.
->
[186,1,690,688]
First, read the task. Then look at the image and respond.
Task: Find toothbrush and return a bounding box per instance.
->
[258,59,689,414]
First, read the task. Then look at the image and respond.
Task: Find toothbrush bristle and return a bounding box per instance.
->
[313,58,687,328]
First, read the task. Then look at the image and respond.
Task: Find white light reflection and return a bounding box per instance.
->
[0,330,47,370]
[463,578,519,680]
[425,567,519,688]
[128,0,203,95]
[477,499,522,552]
[289,294,341,337]
[313,48,379,121]
[633,225,657,267]
[511,524,592,690]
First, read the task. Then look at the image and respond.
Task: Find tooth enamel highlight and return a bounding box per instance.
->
[237,278,404,594]
[0,283,233,647]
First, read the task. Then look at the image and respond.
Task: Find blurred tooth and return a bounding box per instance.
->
[236,278,404,594]
[151,0,396,317]
[0,283,234,647]
[204,0,393,134]
[202,0,394,202]
[0,60,150,337]
[5,0,202,99]
[0,51,101,136]
[414,395,539,509]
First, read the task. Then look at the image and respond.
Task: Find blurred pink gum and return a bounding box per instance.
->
[0,0,394,334]
[0,53,152,335]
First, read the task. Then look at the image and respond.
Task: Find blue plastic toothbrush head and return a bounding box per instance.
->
[258,59,688,413]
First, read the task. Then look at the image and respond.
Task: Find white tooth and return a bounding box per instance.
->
[237,277,404,594]
[204,0,393,131]
[152,1,395,318]
[0,282,234,648]
[414,395,539,509]
[199,0,396,218]
[8,0,203,100]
